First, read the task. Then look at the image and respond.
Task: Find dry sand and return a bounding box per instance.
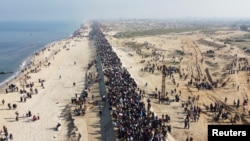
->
[1,21,250,141]
[104,28,250,141]
[0,23,102,141]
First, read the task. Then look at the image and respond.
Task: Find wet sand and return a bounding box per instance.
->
[0,23,99,141]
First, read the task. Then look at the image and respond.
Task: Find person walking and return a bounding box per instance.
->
[184,117,190,129]
[2,99,5,105]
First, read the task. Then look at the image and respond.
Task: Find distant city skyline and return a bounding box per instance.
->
[0,0,250,21]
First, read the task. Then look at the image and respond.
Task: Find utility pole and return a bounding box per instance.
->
[161,65,167,98]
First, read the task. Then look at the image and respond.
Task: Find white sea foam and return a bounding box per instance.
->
[0,21,83,89]
[0,55,33,89]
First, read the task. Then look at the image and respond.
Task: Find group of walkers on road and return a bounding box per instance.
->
[93,24,171,141]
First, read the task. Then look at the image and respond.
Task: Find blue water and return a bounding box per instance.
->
[0,21,82,86]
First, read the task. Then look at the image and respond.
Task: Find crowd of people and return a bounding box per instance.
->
[1,101,13,140]
[93,24,171,141]
[0,126,13,141]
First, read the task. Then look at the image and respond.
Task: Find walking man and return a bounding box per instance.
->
[2,99,5,105]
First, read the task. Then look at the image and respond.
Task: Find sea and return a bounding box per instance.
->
[0,21,83,87]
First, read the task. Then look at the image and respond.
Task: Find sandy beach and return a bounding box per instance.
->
[1,20,250,141]
[0,22,100,141]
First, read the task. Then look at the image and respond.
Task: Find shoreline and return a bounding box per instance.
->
[0,34,76,90]
[0,21,79,89]
[2,20,248,141]
[0,23,94,141]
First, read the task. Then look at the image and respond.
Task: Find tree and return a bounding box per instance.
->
[240,25,248,31]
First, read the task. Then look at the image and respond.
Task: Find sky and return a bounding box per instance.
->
[0,0,250,21]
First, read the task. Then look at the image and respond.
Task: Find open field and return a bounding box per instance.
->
[101,21,250,141]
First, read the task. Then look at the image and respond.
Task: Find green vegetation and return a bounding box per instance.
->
[221,38,248,45]
[220,33,250,50]
[124,41,145,49]
[243,33,250,39]
[240,25,250,32]
[175,50,185,55]
[234,39,246,42]
[141,51,151,58]
[205,61,218,68]
[221,38,233,44]
[114,27,205,38]
[198,39,226,48]
[202,29,219,34]
[201,28,234,35]
[205,54,215,58]
[159,59,179,66]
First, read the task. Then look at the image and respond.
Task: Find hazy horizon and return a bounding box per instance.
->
[0,0,250,22]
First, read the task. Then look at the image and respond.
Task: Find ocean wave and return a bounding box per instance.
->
[0,21,82,89]
[0,55,33,89]
[0,35,70,89]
